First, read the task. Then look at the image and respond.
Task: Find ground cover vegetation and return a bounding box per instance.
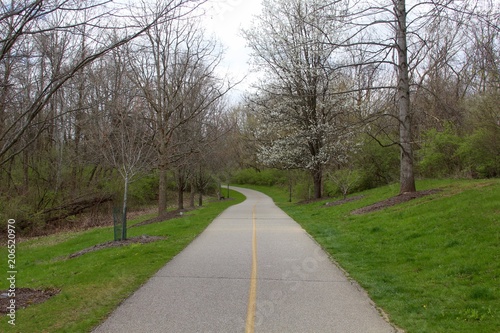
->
[242,179,500,333]
[0,190,245,332]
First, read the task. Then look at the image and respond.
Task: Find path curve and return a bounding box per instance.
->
[93,187,398,333]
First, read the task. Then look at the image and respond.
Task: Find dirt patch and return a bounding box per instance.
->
[0,288,60,313]
[325,195,365,207]
[351,189,441,215]
[68,235,166,258]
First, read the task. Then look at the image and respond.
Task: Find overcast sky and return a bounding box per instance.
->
[201,0,263,104]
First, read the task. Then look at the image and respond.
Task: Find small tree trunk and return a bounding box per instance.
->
[122,174,129,240]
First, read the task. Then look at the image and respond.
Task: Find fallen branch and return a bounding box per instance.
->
[41,194,113,223]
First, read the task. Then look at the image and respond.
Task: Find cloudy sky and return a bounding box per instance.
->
[201,0,263,103]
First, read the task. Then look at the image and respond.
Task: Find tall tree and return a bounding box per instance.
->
[130,3,232,216]
[322,0,498,193]
[394,0,415,193]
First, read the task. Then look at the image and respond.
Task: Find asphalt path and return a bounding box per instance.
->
[93,187,399,333]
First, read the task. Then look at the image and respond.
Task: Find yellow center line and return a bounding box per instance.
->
[245,205,258,333]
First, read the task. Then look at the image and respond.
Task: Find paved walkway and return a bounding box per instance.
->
[93,187,398,333]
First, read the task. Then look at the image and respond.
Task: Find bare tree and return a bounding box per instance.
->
[188,98,233,208]
[328,167,361,200]
[92,47,156,239]
[129,4,233,216]
[97,110,155,240]
[169,79,234,210]
[0,0,198,166]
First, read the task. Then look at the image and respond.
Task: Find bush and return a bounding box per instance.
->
[352,136,400,189]
[233,168,287,186]
[0,195,46,236]
[327,169,363,199]
[458,128,500,178]
[416,121,500,179]
[129,174,159,207]
[292,182,314,201]
[417,124,463,177]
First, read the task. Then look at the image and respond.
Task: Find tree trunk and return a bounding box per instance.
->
[23,150,29,192]
[158,166,167,217]
[189,181,195,208]
[178,186,184,210]
[395,0,416,194]
[177,172,184,210]
[312,166,322,199]
[122,174,129,240]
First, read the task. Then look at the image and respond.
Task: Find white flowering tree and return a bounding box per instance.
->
[244,0,354,199]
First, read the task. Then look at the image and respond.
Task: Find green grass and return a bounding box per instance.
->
[0,191,245,332]
[244,179,500,333]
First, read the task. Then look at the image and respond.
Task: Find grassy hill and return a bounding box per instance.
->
[250,179,499,333]
[2,180,498,332]
[0,191,245,332]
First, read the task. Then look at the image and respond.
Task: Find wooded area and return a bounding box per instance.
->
[0,0,498,235]
[0,0,236,236]
[238,0,499,199]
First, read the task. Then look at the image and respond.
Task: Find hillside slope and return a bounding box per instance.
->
[257,179,500,333]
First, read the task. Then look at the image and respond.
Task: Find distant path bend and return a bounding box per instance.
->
[93,187,398,333]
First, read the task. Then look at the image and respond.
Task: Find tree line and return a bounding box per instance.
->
[234,0,499,199]
[1,0,498,234]
[0,0,236,235]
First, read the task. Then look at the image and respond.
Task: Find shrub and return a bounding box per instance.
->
[458,128,500,178]
[352,136,400,189]
[327,169,363,199]
[233,168,287,186]
[0,195,46,236]
[417,124,463,177]
[129,174,159,207]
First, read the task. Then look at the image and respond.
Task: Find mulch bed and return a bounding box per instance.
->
[0,288,60,314]
[68,235,166,258]
[351,189,440,215]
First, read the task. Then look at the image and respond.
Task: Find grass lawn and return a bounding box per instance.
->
[246,179,500,333]
[0,190,245,332]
